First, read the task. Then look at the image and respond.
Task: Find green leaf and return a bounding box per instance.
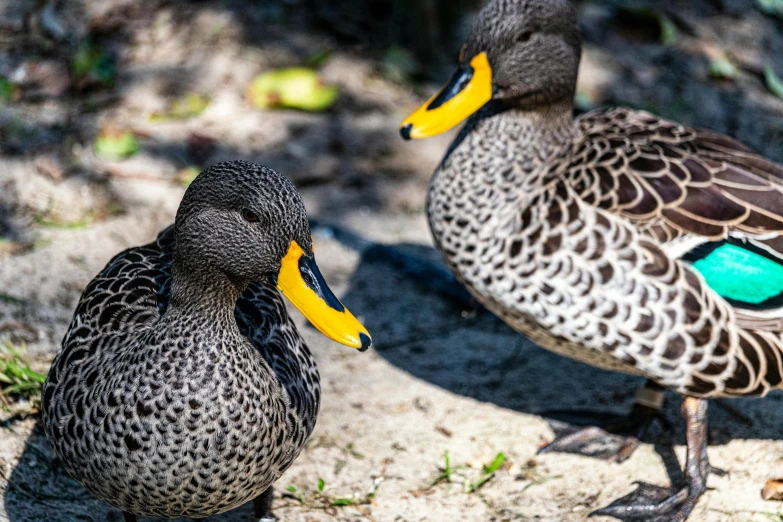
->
[5,382,42,395]
[71,41,115,85]
[149,93,210,122]
[483,452,507,474]
[285,485,305,504]
[345,443,365,460]
[431,450,454,486]
[0,341,44,404]
[765,66,783,99]
[366,477,384,499]
[0,294,24,304]
[305,49,332,68]
[465,452,507,493]
[332,497,356,506]
[709,54,738,80]
[658,15,678,46]
[246,68,338,112]
[0,78,15,104]
[18,365,46,383]
[317,478,325,493]
[465,474,491,493]
[758,0,783,16]
[95,129,139,159]
[33,216,91,229]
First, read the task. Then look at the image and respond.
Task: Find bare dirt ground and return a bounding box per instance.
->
[2,0,783,521]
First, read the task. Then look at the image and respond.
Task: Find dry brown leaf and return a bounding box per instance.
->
[761,478,783,500]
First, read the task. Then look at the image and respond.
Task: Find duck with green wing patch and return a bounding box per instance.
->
[400,0,783,520]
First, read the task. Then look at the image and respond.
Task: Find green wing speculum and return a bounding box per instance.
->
[682,239,783,311]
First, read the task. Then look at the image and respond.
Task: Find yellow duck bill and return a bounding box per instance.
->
[277,241,372,351]
[400,52,493,140]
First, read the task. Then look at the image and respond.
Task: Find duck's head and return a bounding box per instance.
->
[174,161,372,352]
[400,0,580,139]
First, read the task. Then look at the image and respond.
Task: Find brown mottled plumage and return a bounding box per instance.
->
[404,0,783,519]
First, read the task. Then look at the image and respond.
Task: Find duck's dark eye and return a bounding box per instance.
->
[516,30,533,43]
[242,209,260,223]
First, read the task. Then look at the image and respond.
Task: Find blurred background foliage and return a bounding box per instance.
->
[1,0,783,252]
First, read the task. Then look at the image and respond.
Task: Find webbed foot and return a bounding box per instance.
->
[591,397,711,522]
[590,481,701,521]
[539,380,666,463]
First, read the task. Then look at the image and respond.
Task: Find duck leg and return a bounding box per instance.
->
[254,486,275,522]
[122,513,138,522]
[591,397,710,522]
[538,380,666,463]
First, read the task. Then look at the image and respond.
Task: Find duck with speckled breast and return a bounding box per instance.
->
[42,161,371,521]
[400,0,783,520]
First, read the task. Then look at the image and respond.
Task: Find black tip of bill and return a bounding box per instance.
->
[359,333,372,352]
[400,123,413,141]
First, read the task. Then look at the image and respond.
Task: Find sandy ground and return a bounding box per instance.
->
[3,0,783,520]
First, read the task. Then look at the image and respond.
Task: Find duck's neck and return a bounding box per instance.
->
[432,100,577,210]
[427,100,577,265]
[166,255,247,331]
[445,100,576,172]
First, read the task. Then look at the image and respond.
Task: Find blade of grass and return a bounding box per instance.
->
[431,450,452,486]
[285,485,305,504]
[483,452,506,474]
[0,340,45,416]
[332,477,384,507]
[765,66,783,99]
[0,294,24,304]
[465,452,507,493]
[331,498,355,506]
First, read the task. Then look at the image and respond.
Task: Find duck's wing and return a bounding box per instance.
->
[62,226,175,347]
[567,107,783,243]
[562,108,783,317]
[518,108,783,397]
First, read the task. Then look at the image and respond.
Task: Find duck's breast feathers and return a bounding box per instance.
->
[563,107,783,243]
[236,281,320,425]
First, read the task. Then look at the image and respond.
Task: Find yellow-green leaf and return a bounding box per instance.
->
[246,68,338,112]
[483,452,507,474]
[709,54,738,80]
[95,129,139,159]
[150,93,210,122]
